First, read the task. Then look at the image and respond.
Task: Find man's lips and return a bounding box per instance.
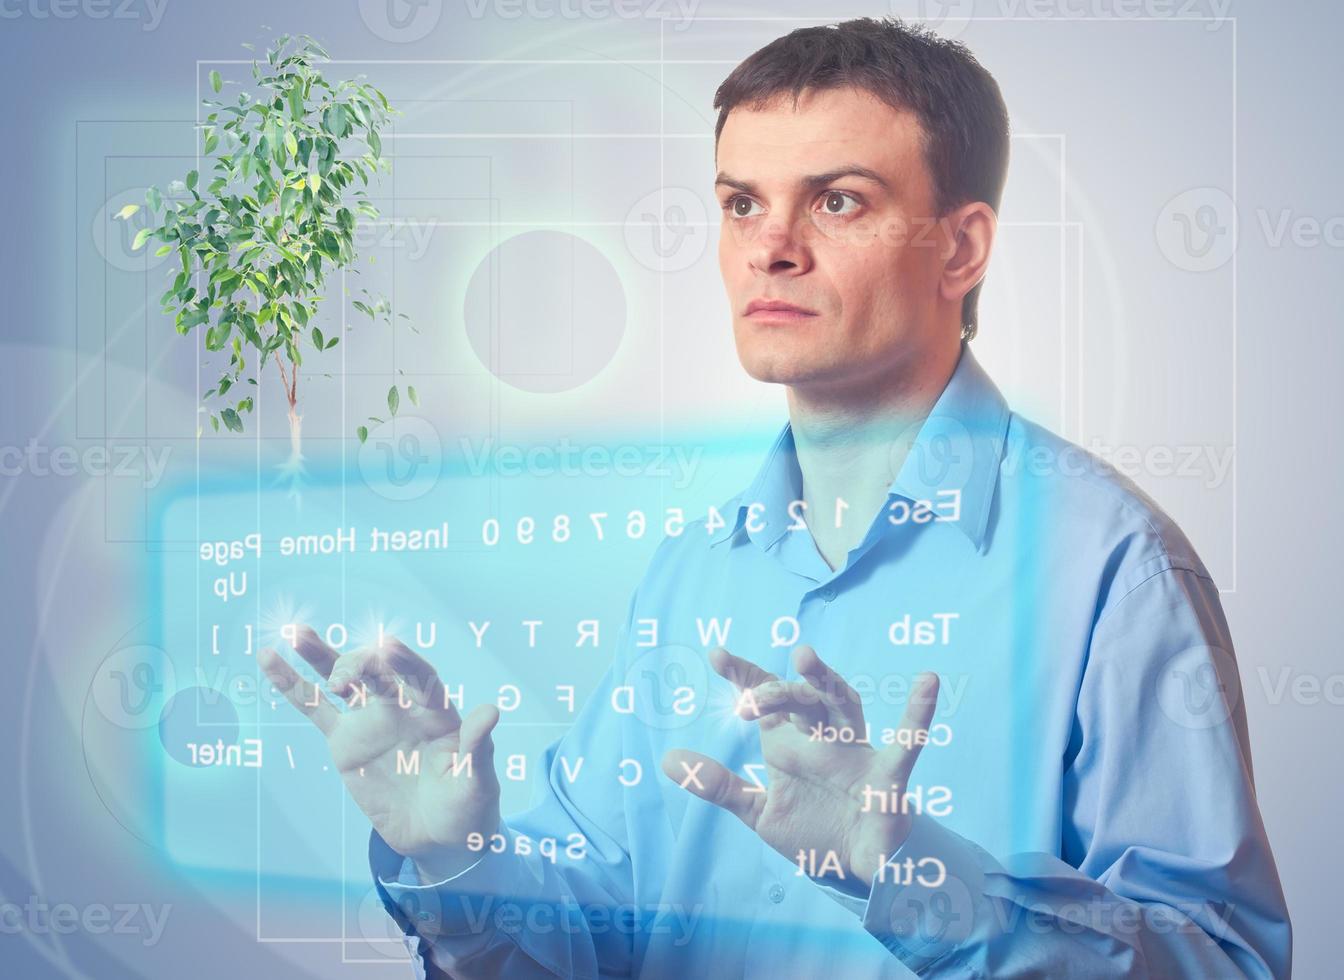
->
[745,299,819,320]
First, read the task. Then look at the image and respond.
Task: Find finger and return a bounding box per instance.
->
[660,749,764,830]
[708,646,776,690]
[737,679,828,732]
[793,644,865,727]
[876,672,941,786]
[382,637,461,735]
[327,645,399,700]
[292,625,340,679]
[436,703,500,787]
[260,646,339,736]
[458,702,500,756]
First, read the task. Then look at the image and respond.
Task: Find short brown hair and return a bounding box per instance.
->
[713,17,1010,339]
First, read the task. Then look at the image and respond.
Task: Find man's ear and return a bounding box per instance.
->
[937,201,997,310]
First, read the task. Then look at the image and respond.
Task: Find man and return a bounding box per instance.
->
[261,17,1291,978]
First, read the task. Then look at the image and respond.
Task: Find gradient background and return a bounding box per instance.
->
[0,0,1335,975]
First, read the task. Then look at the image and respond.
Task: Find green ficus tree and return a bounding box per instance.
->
[116,32,417,462]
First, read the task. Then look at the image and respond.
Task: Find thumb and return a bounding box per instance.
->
[661,749,765,830]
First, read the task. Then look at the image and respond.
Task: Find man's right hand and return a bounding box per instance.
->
[259,625,502,883]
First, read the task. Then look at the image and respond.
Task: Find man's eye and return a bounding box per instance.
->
[817,191,861,217]
[723,196,762,218]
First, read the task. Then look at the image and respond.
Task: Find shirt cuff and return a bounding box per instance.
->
[861,814,985,970]
[813,877,870,918]
[370,822,531,940]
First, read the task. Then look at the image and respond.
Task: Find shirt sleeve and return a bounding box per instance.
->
[368,587,647,980]
[854,563,1292,977]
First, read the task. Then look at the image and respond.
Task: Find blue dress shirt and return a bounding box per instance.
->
[370,342,1291,978]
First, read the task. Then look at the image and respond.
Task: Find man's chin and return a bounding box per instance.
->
[739,358,841,390]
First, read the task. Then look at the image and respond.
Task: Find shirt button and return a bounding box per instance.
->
[820,586,837,602]
[768,883,785,904]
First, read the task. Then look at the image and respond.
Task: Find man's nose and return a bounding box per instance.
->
[745,214,813,275]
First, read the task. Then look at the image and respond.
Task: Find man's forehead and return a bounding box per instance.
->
[716,87,922,173]
[721,87,912,135]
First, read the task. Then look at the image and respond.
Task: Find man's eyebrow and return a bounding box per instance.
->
[714,165,891,195]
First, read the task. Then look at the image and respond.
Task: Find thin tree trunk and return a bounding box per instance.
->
[287,404,303,461]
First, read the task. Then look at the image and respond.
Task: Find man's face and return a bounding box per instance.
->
[715,85,952,397]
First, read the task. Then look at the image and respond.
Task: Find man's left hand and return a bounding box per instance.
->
[661,644,939,892]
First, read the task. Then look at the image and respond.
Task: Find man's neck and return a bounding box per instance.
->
[785,341,962,570]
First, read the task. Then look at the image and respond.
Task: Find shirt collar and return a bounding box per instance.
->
[708,342,1012,553]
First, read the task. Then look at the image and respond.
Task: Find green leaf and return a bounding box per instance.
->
[146,186,162,211]
[131,227,153,251]
[186,169,198,192]
[284,130,298,157]
[154,243,173,256]
[407,385,419,407]
[324,103,348,138]
[205,319,231,351]
[203,129,219,155]
[307,172,321,193]
[356,425,368,444]
[367,129,381,157]
[115,203,140,220]
[387,385,399,417]
[220,407,243,432]
[325,336,338,349]
[311,326,324,349]
[210,69,222,93]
